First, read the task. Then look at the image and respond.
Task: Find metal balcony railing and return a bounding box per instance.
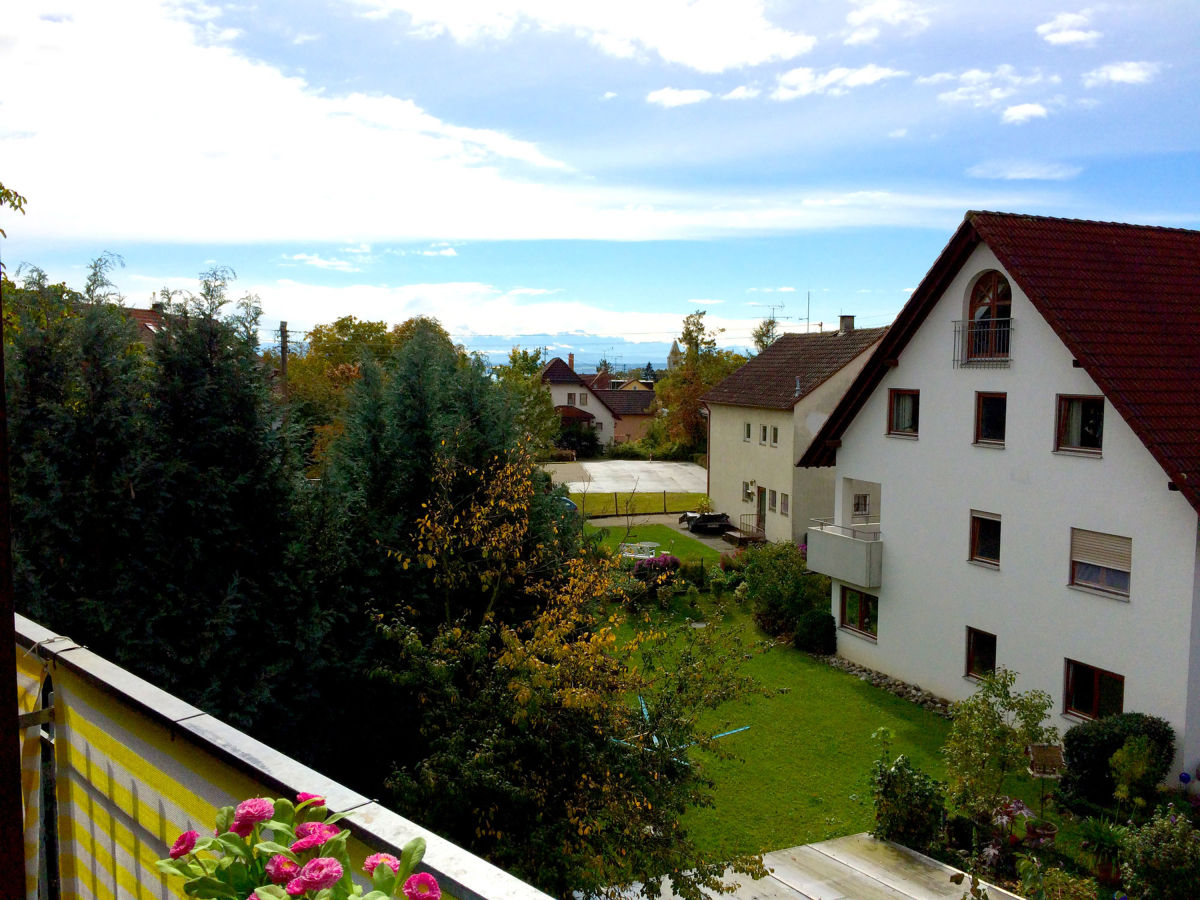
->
[953,318,1013,368]
[810,517,882,542]
[807,518,883,588]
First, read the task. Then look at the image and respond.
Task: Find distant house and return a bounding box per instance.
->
[702,318,886,542]
[116,305,167,346]
[595,387,655,444]
[800,211,1200,774]
[541,355,617,444]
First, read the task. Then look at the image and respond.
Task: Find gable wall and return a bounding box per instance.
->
[546,382,615,442]
[830,244,1200,769]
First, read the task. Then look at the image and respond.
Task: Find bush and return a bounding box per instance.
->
[1015,856,1097,900]
[556,422,600,458]
[871,732,945,853]
[606,441,651,460]
[1119,805,1200,900]
[794,610,836,655]
[536,448,577,462]
[741,542,830,635]
[678,559,706,589]
[633,553,681,580]
[1060,713,1176,810]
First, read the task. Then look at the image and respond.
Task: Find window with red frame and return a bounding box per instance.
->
[967,271,1012,359]
[1065,659,1124,719]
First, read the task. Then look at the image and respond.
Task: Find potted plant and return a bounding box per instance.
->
[1078,816,1123,885]
[1023,817,1059,849]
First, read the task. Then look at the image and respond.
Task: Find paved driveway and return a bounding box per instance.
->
[544,460,707,494]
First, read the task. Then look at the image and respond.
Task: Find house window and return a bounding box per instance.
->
[760,425,768,444]
[966,628,997,678]
[770,426,779,446]
[769,490,777,512]
[1070,528,1131,596]
[840,587,878,638]
[888,389,919,436]
[1056,396,1103,452]
[1065,659,1124,719]
[743,422,751,442]
[781,493,789,517]
[580,393,588,406]
[967,271,1012,359]
[566,392,576,406]
[742,481,752,502]
[595,422,602,431]
[969,511,1001,566]
[975,392,1006,445]
[853,493,870,518]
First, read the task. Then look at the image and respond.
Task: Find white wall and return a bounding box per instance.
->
[708,405,800,541]
[546,382,615,443]
[827,244,1200,772]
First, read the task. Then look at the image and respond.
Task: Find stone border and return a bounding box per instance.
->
[814,654,954,718]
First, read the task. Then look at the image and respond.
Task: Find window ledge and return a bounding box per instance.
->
[838,625,878,644]
[972,440,1005,450]
[1053,449,1102,459]
[967,559,1000,571]
[1061,711,1094,726]
[886,432,919,441]
[963,673,986,683]
[1066,583,1130,603]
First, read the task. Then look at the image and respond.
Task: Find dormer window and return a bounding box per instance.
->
[967,271,1011,360]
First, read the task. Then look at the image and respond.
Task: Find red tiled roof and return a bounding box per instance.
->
[582,372,612,390]
[541,357,581,384]
[702,327,887,410]
[556,405,594,422]
[802,211,1200,514]
[122,306,167,343]
[596,389,654,416]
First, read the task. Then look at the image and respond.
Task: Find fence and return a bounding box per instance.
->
[15,614,554,900]
[573,490,703,518]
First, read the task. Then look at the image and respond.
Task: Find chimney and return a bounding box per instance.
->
[568,353,574,371]
[839,315,855,334]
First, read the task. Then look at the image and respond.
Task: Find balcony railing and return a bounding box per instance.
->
[15,614,554,900]
[953,318,1013,368]
[806,518,882,588]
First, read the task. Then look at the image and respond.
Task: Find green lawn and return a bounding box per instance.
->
[570,490,707,518]
[589,523,722,566]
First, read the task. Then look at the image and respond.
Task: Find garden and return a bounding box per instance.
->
[594,525,1200,900]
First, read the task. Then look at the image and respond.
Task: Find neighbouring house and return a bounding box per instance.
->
[122,305,167,344]
[596,387,656,444]
[800,211,1200,774]
[703,318,887,543]
[541,354,617,444]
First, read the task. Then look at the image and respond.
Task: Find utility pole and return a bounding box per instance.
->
[279,322,288,397]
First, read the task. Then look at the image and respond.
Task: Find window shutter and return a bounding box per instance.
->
[1071,528,1132,570]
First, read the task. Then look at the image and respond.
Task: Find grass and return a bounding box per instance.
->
[570,490,707,518]
[589,524,722,567]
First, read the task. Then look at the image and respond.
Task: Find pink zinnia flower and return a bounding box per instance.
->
[291,822,340,852]
[296,792,326,807]
[403,872,441,900]
[298,857,343,891]
[266,853,300,884]
[169,830,198,859]
[285,877,309,897]
[364,852,401,876]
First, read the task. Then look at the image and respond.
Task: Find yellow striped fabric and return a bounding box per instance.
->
[17,648,45,900]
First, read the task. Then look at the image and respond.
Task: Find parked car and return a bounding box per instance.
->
[556,495,579,515]
[678,511,733,534]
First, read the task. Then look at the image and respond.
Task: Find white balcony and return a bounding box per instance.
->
[807,519,882,588]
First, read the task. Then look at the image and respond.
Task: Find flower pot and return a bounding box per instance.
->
[1096,859,1121,886]
[1024,821,1058,847]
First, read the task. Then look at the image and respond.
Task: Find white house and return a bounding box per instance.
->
[703,318,887,543]
[540,355,617,444]
[800,211,1200,773]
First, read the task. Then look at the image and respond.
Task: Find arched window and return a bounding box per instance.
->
[967,271,1012,358]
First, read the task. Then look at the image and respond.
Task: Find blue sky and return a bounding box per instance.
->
[2,1,1197,369]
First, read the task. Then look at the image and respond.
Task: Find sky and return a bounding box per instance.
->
[2,1,1197,370]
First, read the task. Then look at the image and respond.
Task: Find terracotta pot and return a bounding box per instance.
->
[1025,821,1058,847]
[1096,859,1122,886]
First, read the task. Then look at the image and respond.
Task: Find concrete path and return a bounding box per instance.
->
[587,512,732,554]
[653,835,1021,900]
[543,460,707,493]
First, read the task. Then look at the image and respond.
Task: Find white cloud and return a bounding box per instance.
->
[1002,103,1048,124]
[292,32,320,45]
[722,85,760,100]
[1036,12,1100,45]
[1083,61,1161,87]
[646,87,713,107]
[931,65,1046,108]
[282,252,362,272]
[687,298,724,305]
[601,91,617,100]
[967,160,1082,180]
[772,64,906,100]
[747,286,795,293]
[349,0,815,74]
[845,0,931,46]
[888,127,908,138]
[343,243,373,254]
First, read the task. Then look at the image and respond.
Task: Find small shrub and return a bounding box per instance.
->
[606,441,651,460]
[536,448,577,462]
[633,553,681,580]
[1015,855,1097,900]
[678,559,706,589]
[871,730,945,852]
[1060,712,1175,810]
[733,582,749,604]
[1119,804,1200,900]
[741,541,829,635]
[707,564,727,596]
[1111,734,1155,813]
[794,609,836,655]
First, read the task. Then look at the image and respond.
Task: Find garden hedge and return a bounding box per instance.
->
[1060,712,1176,808]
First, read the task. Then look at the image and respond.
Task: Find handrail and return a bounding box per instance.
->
[810,518,882,541]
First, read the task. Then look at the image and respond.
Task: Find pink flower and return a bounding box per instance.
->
[291,822,340,852]
[230,797,275,837]
[299,857,343,891]
[364,852,401,876]
[296,792,326,807]
[169,830,198,859]
[266,853,300,884]
[285,877,309,897]
[403,872,441,900]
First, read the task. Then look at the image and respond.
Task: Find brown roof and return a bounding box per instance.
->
[541,357,581,384]
[556,405,594,422]
[702,327,887,410]
[596,389,654,416]
[801,211,1200,514]
[582,372,612,390]
[122,306,167,344]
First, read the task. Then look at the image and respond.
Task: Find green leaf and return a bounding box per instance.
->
[361,892,390,900]
[254,841,299,862]
[398,837,426,882]
[216,835,251,860]
[182,875,241,899]
[252,886,289,900]
[214,806,234,834]
[273,798,296,827]
[371,862,396,896]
